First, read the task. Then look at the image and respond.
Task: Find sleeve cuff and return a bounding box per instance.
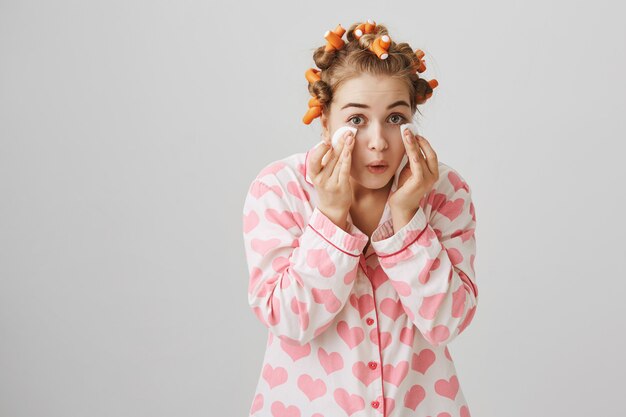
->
[370,207,428,256]
[307,206,369,257]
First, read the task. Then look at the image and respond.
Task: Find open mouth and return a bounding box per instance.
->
[367,165,388,173]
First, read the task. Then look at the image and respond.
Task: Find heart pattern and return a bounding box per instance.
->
[297,374,326,401]
[435,375,460,400]
[334,388,365,416]
[244,152,477,416]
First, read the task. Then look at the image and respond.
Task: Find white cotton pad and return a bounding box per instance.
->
[320,126,357,166]
[331,126,358,149]
[394,123,420,186]
[400,122,419,137]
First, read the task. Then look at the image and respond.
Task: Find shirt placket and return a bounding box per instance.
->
[351,200,393,415]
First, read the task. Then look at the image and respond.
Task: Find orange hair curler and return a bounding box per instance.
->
[303,95,322,125]
[354,19,377,39]
[415,79,439,105]
[324,24,346,52]
[369,35,390,60]
[426,79,439,98]
[305,68,321,84]
[413,49,428,73]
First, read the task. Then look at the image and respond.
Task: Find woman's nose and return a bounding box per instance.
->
[366,129,388,150]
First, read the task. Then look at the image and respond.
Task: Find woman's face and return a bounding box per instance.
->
[321,73,414,197]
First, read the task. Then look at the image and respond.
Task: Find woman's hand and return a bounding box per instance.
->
[307,130,355,228]
[389,129,439,214]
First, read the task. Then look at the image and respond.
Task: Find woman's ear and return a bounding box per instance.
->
[320,112,330,141]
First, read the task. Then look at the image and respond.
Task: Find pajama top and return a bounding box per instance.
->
[241,148,478,417]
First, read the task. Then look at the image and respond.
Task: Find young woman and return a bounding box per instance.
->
[242,20,478,417]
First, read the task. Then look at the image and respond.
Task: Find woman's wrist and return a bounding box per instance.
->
[317,205,349,231]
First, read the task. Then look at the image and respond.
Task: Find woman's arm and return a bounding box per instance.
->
[242,169,368,345]
[370,169,478,347]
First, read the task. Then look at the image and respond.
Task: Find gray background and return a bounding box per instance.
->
[2,0,625,416]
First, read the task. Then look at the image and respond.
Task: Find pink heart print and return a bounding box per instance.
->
[352,361,379,386]
[451,284,467,318]
[270,401,301,417]
[438,197,464,222]
[403,384,426,410]
[262,363,288,389]
[250,180,283,199]
[435,375,459,400]
[258,161,286,177]
[290,297,309,331]
[334,388,365,416]
[418,292,446,320]
[380,297,404,321]
[447,170,470,193]
[317,347,344,374]
[366,264,389,290]
[399,326,415,346]
[243,210,259,233]
[382,360,409,387]
[287,180,310,202]
[297,374,327,401]
[279,337,311,362]
[411,349,436,374]
[311,287,341,313]
[250,393,263,414]
[336,320,364,349]
[369,329,392,350]
[424,325,450,346]
[266,208,304,230]
[306,248,336,277]
[349,293,374,318]
[375,394,395,415]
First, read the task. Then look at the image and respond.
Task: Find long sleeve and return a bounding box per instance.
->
[369,169,478,347]
[242,172,369,345]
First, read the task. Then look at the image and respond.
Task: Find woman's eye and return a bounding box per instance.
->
[348,116,363,125]
[347,114,406,125]
[390,114,406,124]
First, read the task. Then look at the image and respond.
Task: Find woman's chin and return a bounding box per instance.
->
[352,171,394,191]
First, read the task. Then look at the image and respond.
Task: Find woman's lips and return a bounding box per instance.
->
[367,165,388,174]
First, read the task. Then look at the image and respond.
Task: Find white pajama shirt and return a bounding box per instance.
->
[242,148,478,417]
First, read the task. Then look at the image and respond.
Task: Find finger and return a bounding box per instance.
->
[332,134,354,183]
[402,128,424,177]
[323,131,350,179]
[308,140,333,178]
[416,135,438,175]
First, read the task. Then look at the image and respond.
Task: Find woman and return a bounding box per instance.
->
[242,20,478,417]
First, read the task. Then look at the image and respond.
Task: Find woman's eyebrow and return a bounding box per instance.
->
[340,100,410,110]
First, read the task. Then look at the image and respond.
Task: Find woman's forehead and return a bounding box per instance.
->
[334,76,410,107]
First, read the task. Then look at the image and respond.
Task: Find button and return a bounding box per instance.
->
[366,317,374,325]
[371,400,379,408]
[368,361,377,369]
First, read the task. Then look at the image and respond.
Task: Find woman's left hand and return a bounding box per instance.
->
[389,129,439,213]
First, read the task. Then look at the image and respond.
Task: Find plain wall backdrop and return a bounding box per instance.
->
[1,0,625,416]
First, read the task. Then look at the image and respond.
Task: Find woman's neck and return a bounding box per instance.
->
[350,176,394,205]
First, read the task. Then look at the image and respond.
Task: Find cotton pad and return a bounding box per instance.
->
[400,122,419,138]
[331,126,358,149]
[319,126,358,166]
[394,123,419,185]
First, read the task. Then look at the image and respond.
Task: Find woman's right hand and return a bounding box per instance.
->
[307,129,355,228]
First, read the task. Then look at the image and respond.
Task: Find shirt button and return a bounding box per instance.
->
[366,317,374,325]
[368,361,377,369]
[371,400,379,408]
